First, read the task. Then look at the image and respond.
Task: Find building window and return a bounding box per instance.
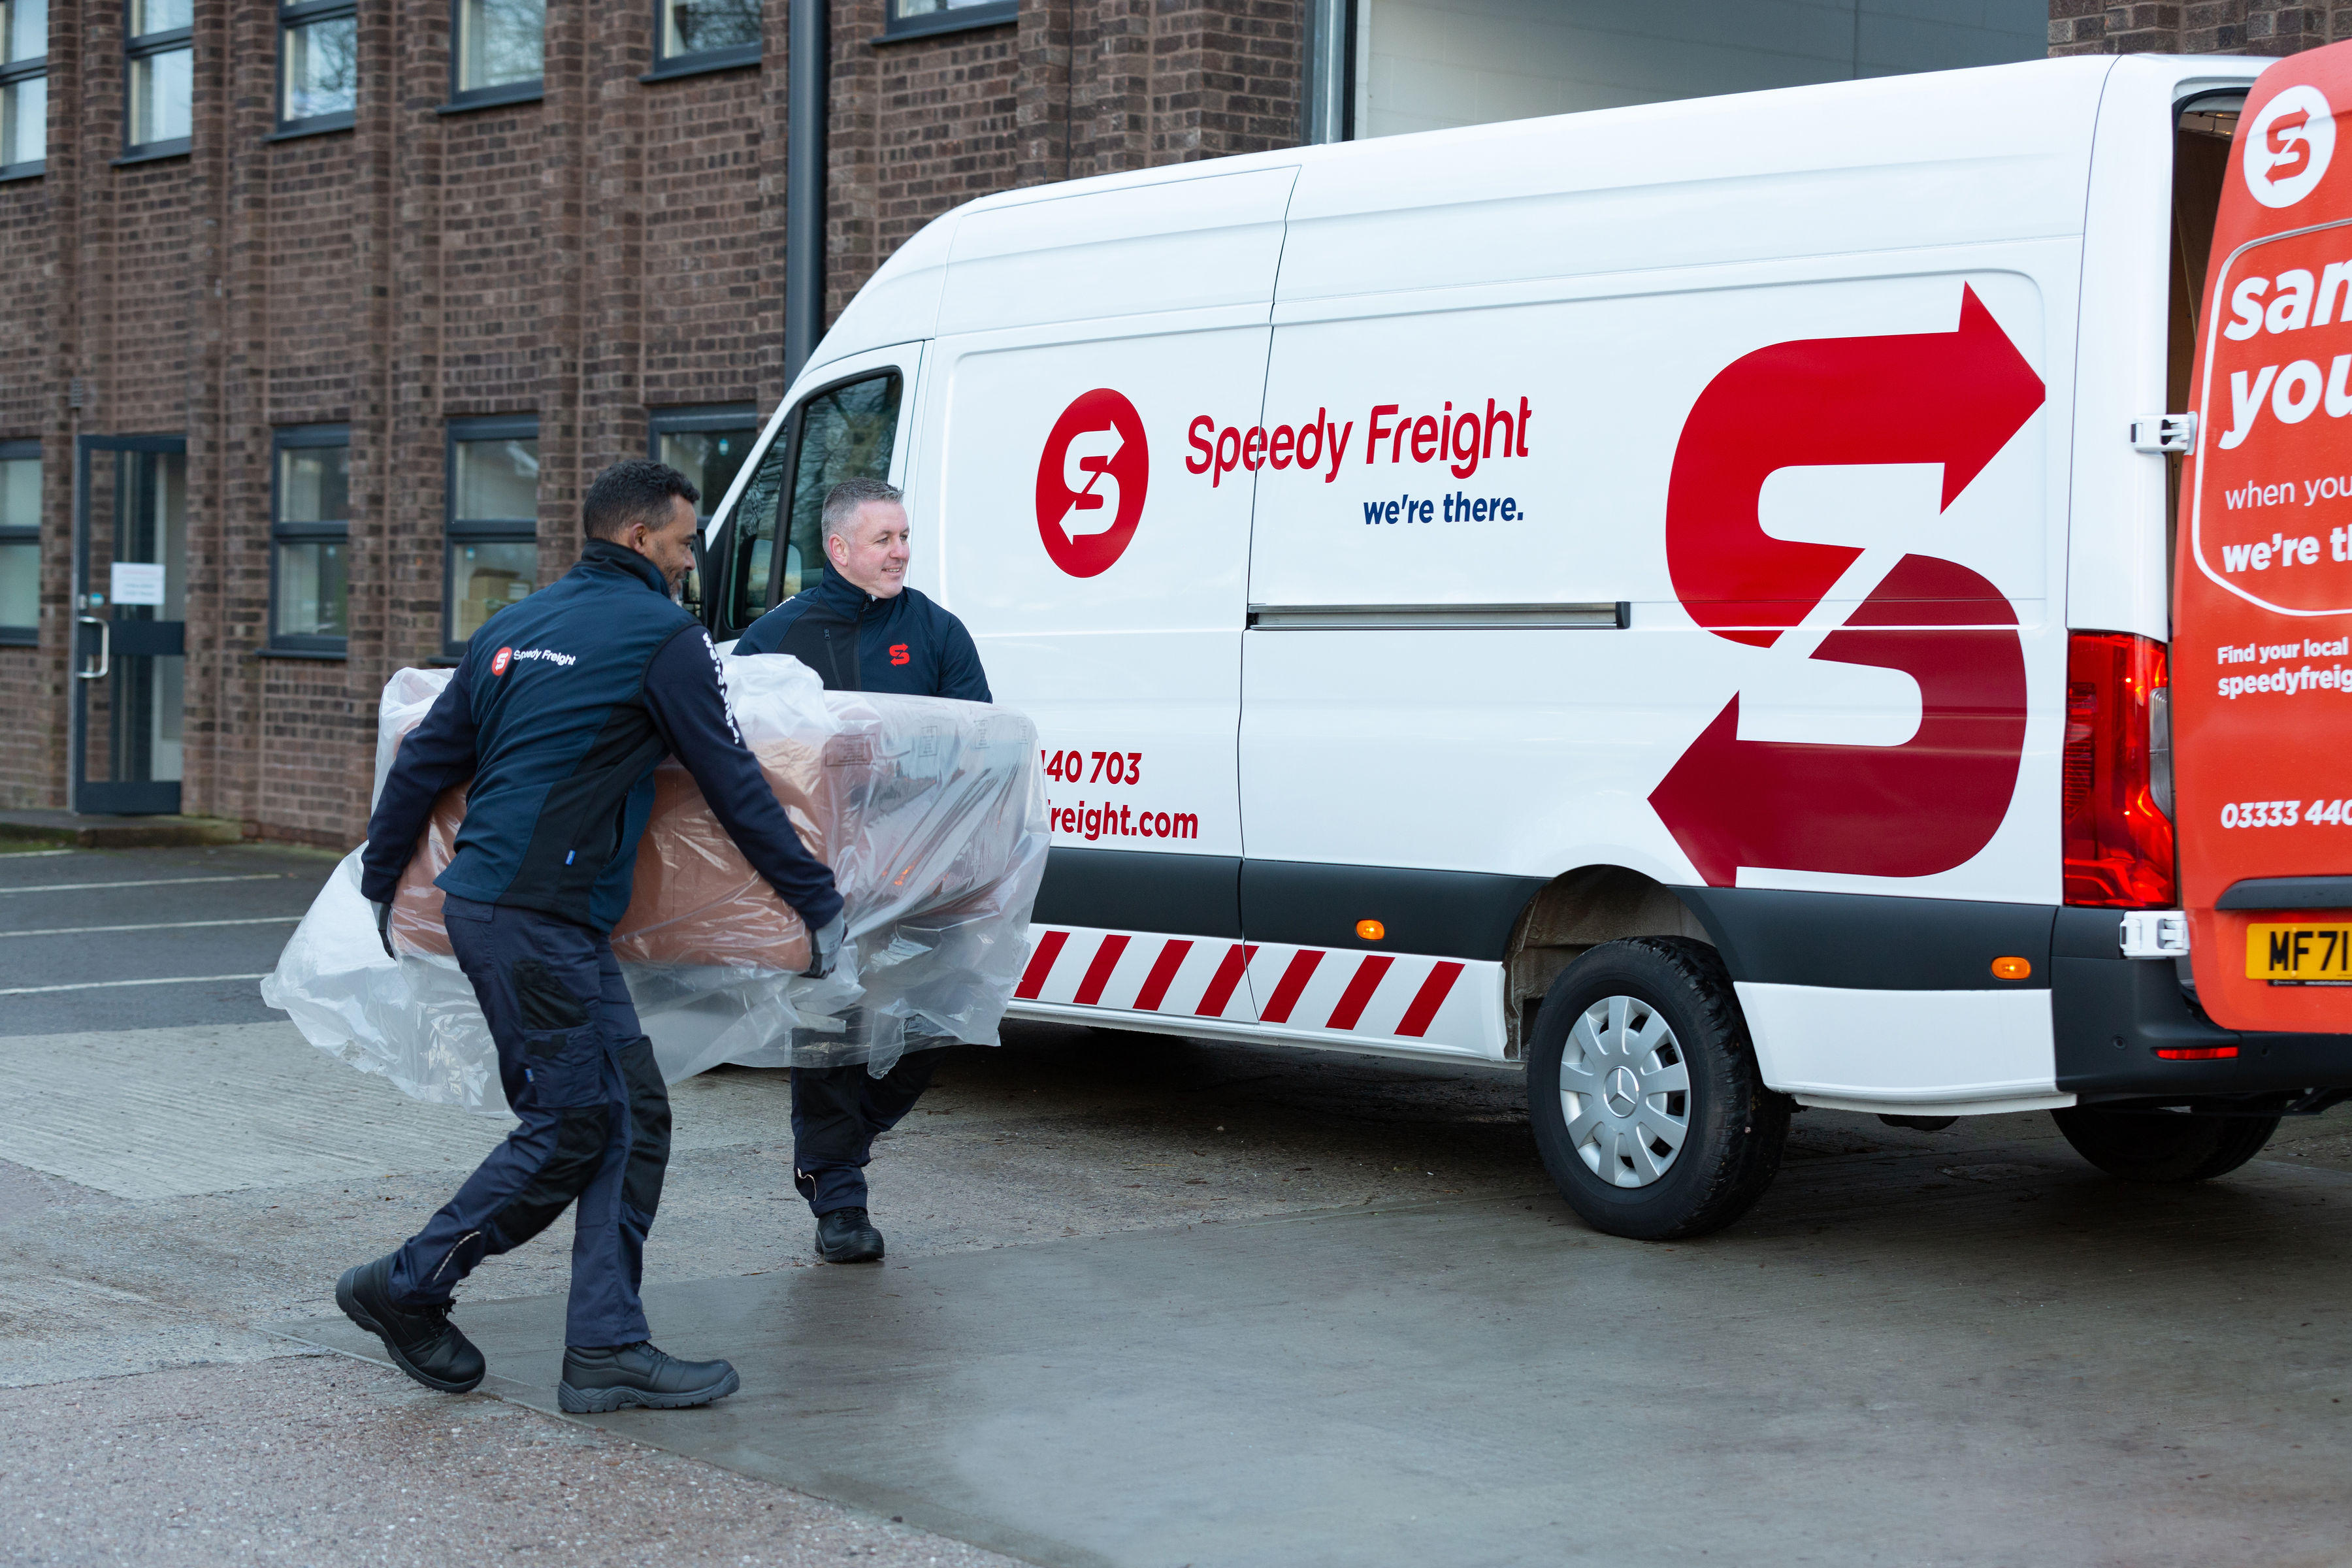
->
[446,417,538,653]
[655,0,759,74]
[269,427,348,653]
[881,0,1015,42]
[278,0,355,133]
[451,0,542,106]
[0,442,38,644]
[125,0,193,157]
[1,0,46,178]
[652,404,758,622]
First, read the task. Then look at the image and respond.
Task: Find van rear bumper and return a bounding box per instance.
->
[2052,945,2352,1102]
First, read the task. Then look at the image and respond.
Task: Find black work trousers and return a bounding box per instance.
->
[790,1049,943,1215]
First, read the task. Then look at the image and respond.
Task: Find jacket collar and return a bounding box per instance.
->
[810,561,896,621]
[579,538,673,598]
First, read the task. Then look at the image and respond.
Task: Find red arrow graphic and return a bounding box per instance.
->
[1650,287,2041,887]
[1664,284,2044,650]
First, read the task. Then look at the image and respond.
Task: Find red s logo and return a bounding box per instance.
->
[1036,389,1149,578]
[889,644,910,666]
[490,646,514,676]
[1650,286,2042,886]
[2269,110,2313,181]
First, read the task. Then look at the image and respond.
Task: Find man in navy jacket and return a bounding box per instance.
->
[736,476,989,1264]
[342,459,843,1413]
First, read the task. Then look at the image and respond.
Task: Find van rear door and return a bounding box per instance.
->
[2177,44,2352,1030]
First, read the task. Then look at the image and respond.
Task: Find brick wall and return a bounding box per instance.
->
[2050,2,2352,54]
[0,0,1310,843]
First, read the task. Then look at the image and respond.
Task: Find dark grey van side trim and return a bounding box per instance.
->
[1676,889,2056,990]
[2216,875,2352,910]
[1033,849,1242,939]
[1240,860,1548,960]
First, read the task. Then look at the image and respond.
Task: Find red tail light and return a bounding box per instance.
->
[2063,632,2175,907]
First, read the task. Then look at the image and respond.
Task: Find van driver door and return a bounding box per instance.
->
[924,168,1296,1026]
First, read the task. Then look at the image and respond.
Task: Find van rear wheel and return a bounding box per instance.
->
[1527,937,1788,1240]
[2051,1106,2279,1183]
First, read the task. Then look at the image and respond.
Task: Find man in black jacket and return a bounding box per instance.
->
[736,476,990,1264]
[341,459,843,1413]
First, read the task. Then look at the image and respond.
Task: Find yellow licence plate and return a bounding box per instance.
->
[2247,923,2352,985]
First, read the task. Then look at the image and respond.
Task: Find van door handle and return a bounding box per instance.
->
[2130,414,2197,454]
[76,615,109,680]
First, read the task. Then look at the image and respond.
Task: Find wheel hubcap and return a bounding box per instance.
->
[1560,994,1692,1188]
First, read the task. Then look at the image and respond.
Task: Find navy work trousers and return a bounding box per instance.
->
[388,896,671,1348]
[791,1049,943,1215]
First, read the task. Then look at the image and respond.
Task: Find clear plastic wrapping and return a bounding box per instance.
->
[264,655,1048,1113]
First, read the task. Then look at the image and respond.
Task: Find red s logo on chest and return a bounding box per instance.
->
[889,644,911,666]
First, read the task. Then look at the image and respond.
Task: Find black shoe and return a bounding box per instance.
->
[557,1342,740,1413]
[336,1254,486,1394]
[814,1206,885,1263]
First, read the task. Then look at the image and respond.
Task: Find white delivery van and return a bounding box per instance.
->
[700,52,2352,1239]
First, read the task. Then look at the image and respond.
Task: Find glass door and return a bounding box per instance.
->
[74,435,188,814]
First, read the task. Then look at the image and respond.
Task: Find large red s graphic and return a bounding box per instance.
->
[1648,285,2043,887]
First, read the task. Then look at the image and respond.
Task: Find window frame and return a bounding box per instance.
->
[0,0,47,180]
[444,0,543,112]
[649,402,760,517]
[265,423,350,658]
[645,0,759,80]
[0,438,41,645]
[443,414,540,656]
[875,0,1017,44]
[714,365,904,638]
[120,0,193,162]
[273,0,355,139]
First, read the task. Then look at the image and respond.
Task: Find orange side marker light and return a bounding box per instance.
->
[1991,956,2031,981]
[1356,919,1386,941]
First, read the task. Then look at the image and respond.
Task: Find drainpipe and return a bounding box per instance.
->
[1303,0,1352,145]
[785,0,829,385]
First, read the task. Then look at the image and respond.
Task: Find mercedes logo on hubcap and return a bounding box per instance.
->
[1605,1066,1640,1117]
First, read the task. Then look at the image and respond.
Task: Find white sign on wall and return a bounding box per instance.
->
[109,563,166,607]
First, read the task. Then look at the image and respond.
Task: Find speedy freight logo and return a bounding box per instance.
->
[1036,388,1149,578]
[1648,284,2044,887]
[2246,85,2336,208]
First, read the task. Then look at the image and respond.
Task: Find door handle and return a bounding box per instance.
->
[76,615,109,680]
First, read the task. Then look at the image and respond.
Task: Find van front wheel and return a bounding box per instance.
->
[1527,937,1788,1240]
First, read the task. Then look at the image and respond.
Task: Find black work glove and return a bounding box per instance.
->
[802,911,845,980]
[370,900,396,960]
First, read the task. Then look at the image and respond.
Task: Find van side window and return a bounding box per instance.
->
[725,370,902,630]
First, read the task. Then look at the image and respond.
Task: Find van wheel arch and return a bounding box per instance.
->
[1501,866,1719,1062]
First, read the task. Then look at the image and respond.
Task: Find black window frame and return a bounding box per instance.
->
[712,367,902,639]
[273,0,355,139]
[0,438,40,645]
[265,423,350,658]
[875,0,1016,43]
[443,414,540,656]
[652,402,759,627]
[120,0,193,163]
[0,0,47,180]
[645,0,759,81]
[443,0,543,113]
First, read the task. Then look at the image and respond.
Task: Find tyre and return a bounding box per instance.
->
[1527,936,1789,1240]
[2050,1107,2280,1183]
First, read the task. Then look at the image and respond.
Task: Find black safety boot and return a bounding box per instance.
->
[814,1205,885,1263]
[336,1254,486,1394]
[557,1343,740,1413]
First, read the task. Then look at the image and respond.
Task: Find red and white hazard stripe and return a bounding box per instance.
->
[1010,925,1500,1058]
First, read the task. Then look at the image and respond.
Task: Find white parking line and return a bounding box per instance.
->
[0,916,302,939]
[0,849,76,858]
[0,973,270,996]
[0,875,291,895]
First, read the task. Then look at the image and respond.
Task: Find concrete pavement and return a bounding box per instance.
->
[10,842,2352,1565]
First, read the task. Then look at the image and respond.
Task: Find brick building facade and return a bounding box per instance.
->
[0,0,2328,844]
